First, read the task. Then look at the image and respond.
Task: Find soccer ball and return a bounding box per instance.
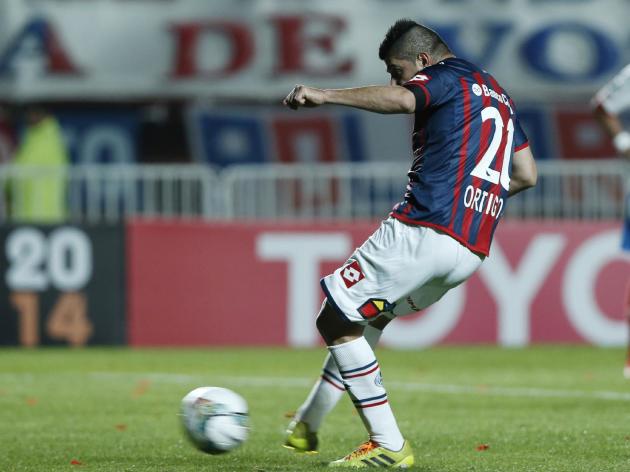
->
[180,386,249,454]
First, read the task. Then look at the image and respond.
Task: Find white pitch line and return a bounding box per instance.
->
[87,372,630,402]
[386,381,630,402]
[3,371,629,402]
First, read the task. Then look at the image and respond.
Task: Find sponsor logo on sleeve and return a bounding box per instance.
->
[411,74,430,82]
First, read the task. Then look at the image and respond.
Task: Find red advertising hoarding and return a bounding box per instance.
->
[128,220,628,348]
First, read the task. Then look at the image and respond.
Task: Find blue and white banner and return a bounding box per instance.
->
[0,0,627,101]
[57,110,140,165]
[186,102,619,164]
[186,104,413,165]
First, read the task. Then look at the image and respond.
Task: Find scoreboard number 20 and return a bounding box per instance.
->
[4,227,94,347]
[6,227,92,291]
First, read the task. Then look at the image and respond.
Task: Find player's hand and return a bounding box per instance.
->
[283,85,326,110]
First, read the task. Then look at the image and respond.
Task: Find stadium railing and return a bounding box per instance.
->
[0,164,220,223]
[221,160,626,221]
[0,160,625,222]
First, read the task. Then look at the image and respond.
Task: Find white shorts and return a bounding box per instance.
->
[320,217,484,324]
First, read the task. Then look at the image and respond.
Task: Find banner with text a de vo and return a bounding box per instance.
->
[0,0,628,100]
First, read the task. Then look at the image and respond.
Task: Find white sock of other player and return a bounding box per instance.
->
[329,336,404,451]
[296,325,383,432]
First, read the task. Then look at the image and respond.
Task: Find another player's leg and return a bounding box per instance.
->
[317,303,414,468]
[284,319,390,453]
[283,349,342,454]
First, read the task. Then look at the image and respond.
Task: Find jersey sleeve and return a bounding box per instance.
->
[507,96,529,153]
[513,117,529,152]
[403,68,452,111]
[593,64,630,115]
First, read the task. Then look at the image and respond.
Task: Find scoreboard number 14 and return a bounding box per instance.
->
[4,227,94,347]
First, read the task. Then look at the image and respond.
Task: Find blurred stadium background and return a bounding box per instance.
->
[0,1,630,470]
[0,0,627,349]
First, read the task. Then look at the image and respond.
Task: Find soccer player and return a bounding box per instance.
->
[282,19,537,468]
[591,63,630,378]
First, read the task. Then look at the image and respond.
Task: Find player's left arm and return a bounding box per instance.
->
[508,146,537,197]
[592,103,630,159]
[283,84,416,114]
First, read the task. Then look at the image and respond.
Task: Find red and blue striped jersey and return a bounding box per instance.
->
[390,57,529,256]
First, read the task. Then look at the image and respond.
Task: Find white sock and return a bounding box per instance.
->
[295,325,383,432]
[328,336,404,451]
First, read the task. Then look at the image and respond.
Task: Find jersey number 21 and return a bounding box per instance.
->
[470,106,514,191]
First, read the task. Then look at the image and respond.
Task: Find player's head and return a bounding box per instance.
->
[22,103,50,126]
[379,19,452,86]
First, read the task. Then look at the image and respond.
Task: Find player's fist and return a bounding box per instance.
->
[283,85,326,110]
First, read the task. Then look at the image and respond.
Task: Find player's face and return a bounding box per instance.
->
[386,57,423,86]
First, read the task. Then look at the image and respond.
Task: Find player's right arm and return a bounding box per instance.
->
[283,84,416,114]
[508,146,537,197]
[591,64,630,159]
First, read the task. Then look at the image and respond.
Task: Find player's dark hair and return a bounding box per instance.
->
[378,19,451,61]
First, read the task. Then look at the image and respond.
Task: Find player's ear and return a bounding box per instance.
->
[417,52,431,68]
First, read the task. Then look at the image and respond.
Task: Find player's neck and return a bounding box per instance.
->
[435,53,456,63]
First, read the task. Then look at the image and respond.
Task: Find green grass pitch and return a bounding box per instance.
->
[1,346,630,471]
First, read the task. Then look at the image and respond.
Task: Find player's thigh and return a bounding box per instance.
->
[391,284,452,316]
[320,218,458,324]
[392,233,484,316]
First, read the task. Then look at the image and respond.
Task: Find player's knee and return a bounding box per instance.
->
[315,302,334,338]
[316,300,362,345]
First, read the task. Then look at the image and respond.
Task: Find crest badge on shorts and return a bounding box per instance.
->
[340,259,365,288]
[357,298,394,319]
